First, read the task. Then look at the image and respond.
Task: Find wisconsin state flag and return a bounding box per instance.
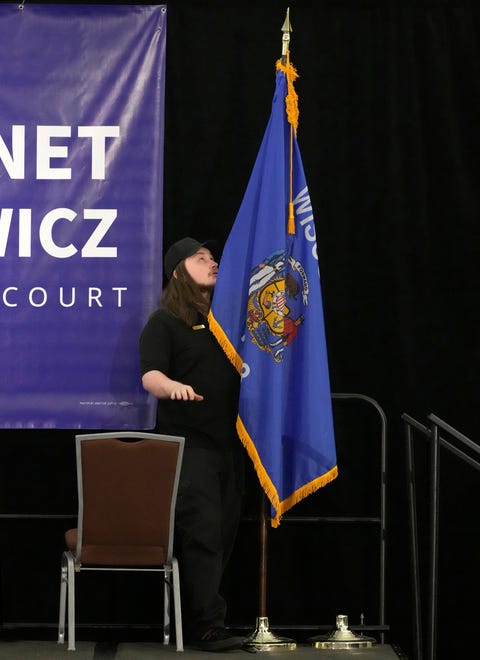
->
[209,56,337,527]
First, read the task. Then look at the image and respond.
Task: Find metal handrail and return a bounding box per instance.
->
[331,393,388,643]
[402,413,480,471]
[401,412,479,660]
[263,392,388,642]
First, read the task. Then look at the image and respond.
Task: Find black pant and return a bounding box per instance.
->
[174,446,245,639]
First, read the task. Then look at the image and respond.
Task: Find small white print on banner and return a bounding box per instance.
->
[79,401,133,406]
[1,286,127,308]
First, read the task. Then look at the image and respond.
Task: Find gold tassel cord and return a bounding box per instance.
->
[276,52,299,235]
[287,177,294,236]
[276,52,299,133]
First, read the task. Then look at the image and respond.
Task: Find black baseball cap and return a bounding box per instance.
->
[164,237,213,279]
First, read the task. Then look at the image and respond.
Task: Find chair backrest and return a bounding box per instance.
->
[74,432,184,567]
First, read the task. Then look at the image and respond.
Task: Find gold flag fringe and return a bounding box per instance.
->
[207,310,243,374]
[237,413,338,528]
[236,415,282,525]
[278,464,338,524]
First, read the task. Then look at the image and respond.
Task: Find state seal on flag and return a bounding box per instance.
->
[246,249,308,363]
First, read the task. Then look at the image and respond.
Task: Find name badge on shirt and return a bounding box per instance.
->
[192,324,206,330]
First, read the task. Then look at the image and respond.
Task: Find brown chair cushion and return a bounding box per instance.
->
[65,527,167,566]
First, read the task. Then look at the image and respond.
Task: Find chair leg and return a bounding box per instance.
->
[172,557,183,652]
[58,553,68,644]
[163,568,171,646]
[66,552,76,651]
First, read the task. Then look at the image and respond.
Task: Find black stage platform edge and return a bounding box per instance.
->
[0,640,408,659]
[0,624,408,658]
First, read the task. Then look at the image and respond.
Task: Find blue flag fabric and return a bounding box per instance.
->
[209,59,337,527]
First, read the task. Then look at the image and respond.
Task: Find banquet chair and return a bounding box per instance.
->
[58,431,185,651]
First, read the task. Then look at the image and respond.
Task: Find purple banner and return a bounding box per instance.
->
[0,4,166,429]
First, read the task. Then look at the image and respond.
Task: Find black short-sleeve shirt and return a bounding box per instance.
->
[139,309,241,452]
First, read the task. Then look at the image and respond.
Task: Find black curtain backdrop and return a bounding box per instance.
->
[1,3,479,659]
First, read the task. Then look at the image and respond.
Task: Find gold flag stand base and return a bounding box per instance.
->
[308,614,377,649]
[243,616,297,652]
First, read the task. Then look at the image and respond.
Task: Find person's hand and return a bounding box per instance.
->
[170,383,204,401]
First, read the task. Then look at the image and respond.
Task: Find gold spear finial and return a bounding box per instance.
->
[281,8,292,62]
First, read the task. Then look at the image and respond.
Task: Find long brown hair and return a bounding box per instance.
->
[161,260,212,326]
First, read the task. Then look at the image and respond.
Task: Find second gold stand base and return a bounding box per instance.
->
[243,616,297,652]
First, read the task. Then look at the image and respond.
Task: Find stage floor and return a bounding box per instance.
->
[0,640,406,659]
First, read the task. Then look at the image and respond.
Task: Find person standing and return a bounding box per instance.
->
[139,237,246,652]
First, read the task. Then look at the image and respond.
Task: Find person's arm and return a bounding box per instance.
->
[142,369,204,401]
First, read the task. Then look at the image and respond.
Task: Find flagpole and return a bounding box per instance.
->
[258,492,268,618]
[242,10,297,651]
[243,493,297,651]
